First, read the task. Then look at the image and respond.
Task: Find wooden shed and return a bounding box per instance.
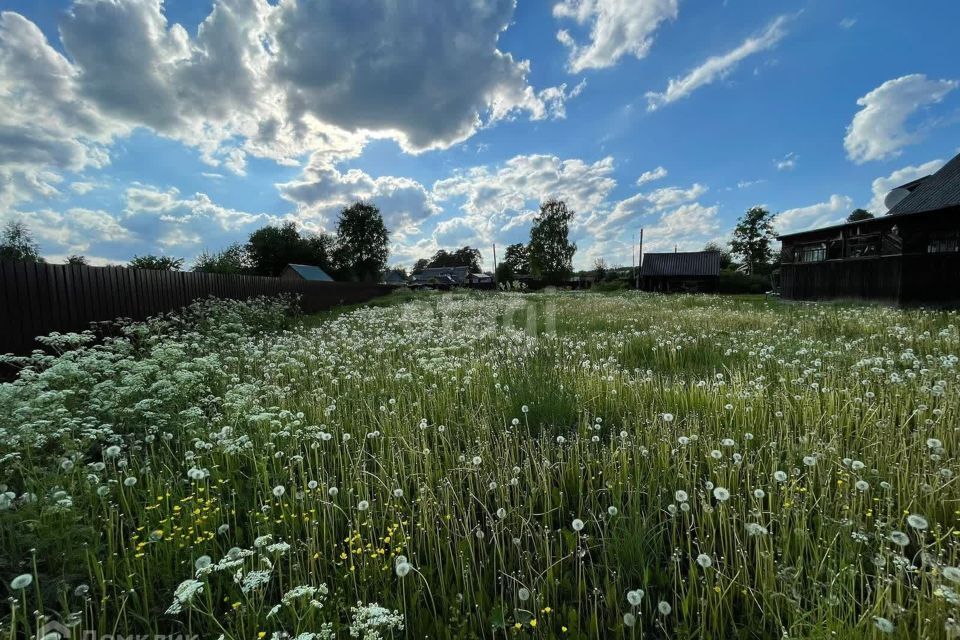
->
[778,151,960,305]
[640,251,721,292]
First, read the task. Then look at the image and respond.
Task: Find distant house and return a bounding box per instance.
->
[382,269,408,285]
[410,265,471,286]
[640,251,721,292]
[280,263,334,282]
[778,151,960,305]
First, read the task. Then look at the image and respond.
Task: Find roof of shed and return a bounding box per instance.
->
[641,251,721,277]
[286,263,334,281]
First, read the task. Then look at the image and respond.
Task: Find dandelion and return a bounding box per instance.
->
[927,438,943,449]
[873,617,894,634]
[572,518,585,532]
[472,456,482,466]
[855,480,869,491]
[944,567,960,583]
[195,555,212,572]
[521,405,529,413]
[10,573,32,590]
[328,487,339,497]
[623,612,636,627]
[518,587,530,601]
[393,489,403,498]
[357,500,370,511]
[890,531,910,546]
[745,522,768,536]
[753,488,765,499]
[674,490,689,502]
[662,413,674,423]
[497,508,507,519]
[123,477,137,487]
[658,601,672,615]
[907,514,929,530]
[627,589,644,606]
[696,553,713,568]
[395,561,412,577]
[774,471,788,482]
[713,487,731,502]
[307,480,318,490]
[105,445,121,458]
[272,485,285,498]
[802,456,817,467]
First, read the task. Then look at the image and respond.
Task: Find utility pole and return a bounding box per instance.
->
[631,233,636,288]
[637,228,643,290]
[492,243,497,284]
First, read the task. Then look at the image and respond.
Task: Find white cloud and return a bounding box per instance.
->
[844,74,958,163]
[645,14,790,111]
[774,194,853,235]
[2,207,132,253]
[277,156,440,241]
[553,0,678,72]
[839,17,857,29]
[1,0,568,212]
[636,166,668,186]
[867,158,944,213]
[70,181,102,194]
[775,152,797,171]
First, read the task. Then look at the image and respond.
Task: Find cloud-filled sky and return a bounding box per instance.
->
[1,0,959,270]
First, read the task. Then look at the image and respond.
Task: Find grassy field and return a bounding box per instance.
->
[2,291,959,639]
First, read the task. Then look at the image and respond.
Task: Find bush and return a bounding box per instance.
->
[593,279,629,292]
[717,270,769,294]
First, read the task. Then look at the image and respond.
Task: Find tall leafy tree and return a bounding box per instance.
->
[528,200,576,284]
[0,221,43,262]
[129,255,184,270]
[247,223,306,276]
[730,206,776,275]
[847,208,875,222]
[332,202,389,282]
[501,243,530,275]
[66,255,88,266]
[412,258,430,273]
[422,246,483,272]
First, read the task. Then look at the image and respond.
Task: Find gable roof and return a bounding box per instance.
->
[888,152,960,216]
[641,251,721,277]
[286,263,334,281]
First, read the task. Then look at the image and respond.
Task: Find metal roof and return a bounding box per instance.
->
[887,152,960,216]
[286,263,334,281]
[641,251,721,277]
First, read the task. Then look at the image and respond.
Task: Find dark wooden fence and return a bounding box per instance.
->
[0,260,392,356]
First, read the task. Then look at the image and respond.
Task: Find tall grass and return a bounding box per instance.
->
[1,291,959,639]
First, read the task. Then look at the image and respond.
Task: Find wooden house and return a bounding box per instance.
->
[778,152,960,305]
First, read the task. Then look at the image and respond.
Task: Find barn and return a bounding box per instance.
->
[640,251,721,292]
[778,151,960,305]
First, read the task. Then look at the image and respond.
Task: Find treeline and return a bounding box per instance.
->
[1,201,391,283]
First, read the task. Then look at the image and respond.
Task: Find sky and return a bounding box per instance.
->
[1,0,959,271]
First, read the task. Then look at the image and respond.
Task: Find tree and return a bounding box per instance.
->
[66,255,88,266]
[247,223,306,276]
[502,243,530,275]
[0,221,43,262]
[593,257,608,281]
[192,243,251,274]
[847,208,875,222]
[412,258,430,273]
[332,202,389,282]
[129,254,184,270]
[703,241,733,269]
[730,206,776,275]
[421,246,483,272]
[528,200,576,284]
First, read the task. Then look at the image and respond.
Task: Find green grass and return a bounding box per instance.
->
[1,291,959,639]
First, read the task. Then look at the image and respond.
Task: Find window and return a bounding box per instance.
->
[928,231,960,254]
[797,242,826,262]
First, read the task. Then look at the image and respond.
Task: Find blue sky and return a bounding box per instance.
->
[1,0,959,270]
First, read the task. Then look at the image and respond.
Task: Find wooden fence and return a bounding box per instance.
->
[0,260,392,356]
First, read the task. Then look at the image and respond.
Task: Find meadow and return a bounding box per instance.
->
[2,290,959,639]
